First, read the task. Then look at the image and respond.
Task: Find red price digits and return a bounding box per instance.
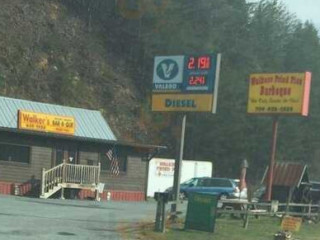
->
[189,76,206,85]
[188,57,196,69]
[198,56,210,69]
[188,56,211,70]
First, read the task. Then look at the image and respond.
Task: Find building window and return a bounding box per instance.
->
[0,143,30,164]
[100,149,127,172]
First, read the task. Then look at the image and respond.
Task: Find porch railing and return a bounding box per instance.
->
[64,163,100,185]
[41,161,101,197]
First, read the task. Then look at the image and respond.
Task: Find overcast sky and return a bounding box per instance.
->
[248,0,320,30]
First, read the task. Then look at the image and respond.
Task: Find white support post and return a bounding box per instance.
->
[97,162,101,184]
[60,187,65,200]
[62,159,66,183]
[41,168,46,196]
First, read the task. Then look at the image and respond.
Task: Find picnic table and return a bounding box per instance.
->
[217,199,320,229]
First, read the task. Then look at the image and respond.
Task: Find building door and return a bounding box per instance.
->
[67,149,77,164]
[53,145,78,167]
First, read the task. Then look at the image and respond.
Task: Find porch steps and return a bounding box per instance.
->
[40,161,101,200]
[40,185,62,199]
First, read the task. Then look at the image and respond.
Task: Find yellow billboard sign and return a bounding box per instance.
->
[18,110,75,135]
[281,216,302,232]
[152,94,214,112]
[247,72,311,116]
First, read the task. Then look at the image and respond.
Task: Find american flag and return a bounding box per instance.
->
[106,148,120,176]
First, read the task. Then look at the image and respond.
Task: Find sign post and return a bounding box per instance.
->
[171,114,186,214]
[266,117,279,201]
[152,54,221,214]
[247,72,312,201]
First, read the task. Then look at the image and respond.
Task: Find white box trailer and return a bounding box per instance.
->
[147,158,213,197]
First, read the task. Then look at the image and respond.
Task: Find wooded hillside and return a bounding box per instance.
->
[1,0,320,182]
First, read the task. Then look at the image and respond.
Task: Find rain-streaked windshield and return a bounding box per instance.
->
[1,0,320,239]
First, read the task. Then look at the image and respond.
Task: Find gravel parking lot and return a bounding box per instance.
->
[0,195,159,240]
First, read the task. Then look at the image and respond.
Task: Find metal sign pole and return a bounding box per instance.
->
[171,114,187,213]
[266,117,279,201]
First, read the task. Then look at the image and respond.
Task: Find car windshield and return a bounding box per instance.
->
[181,178,198,186]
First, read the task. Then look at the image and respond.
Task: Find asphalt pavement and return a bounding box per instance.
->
[0,194,160,240]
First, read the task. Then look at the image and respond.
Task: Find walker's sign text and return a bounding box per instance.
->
[18,110,75,135]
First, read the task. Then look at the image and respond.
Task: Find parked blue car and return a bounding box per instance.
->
[166,177,240,200]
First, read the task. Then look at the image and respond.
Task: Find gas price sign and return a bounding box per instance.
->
[183,55,216,92]
[152,54,221,112]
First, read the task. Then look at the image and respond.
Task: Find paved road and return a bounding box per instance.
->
[0,195,159,240]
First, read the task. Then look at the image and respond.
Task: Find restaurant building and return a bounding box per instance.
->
[0,96,164,201]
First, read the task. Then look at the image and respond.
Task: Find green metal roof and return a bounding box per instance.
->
[0,96,116,141]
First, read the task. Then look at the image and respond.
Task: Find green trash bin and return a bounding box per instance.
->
[185,192,219,233]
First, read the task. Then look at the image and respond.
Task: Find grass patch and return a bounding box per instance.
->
[124,216,320,240]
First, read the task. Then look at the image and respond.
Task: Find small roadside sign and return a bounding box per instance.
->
[281,216,302,232]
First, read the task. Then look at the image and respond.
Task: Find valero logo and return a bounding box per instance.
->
[156,59,179,81]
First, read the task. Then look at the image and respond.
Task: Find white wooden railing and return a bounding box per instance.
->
[64,163,100,185]
[41,161,101,197]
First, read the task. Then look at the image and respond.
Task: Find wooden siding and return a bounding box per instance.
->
[0,131,150,194]
[0,146,52,183]
[100,156,147,192]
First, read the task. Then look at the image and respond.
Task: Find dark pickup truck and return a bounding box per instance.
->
[310,181,320,203]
